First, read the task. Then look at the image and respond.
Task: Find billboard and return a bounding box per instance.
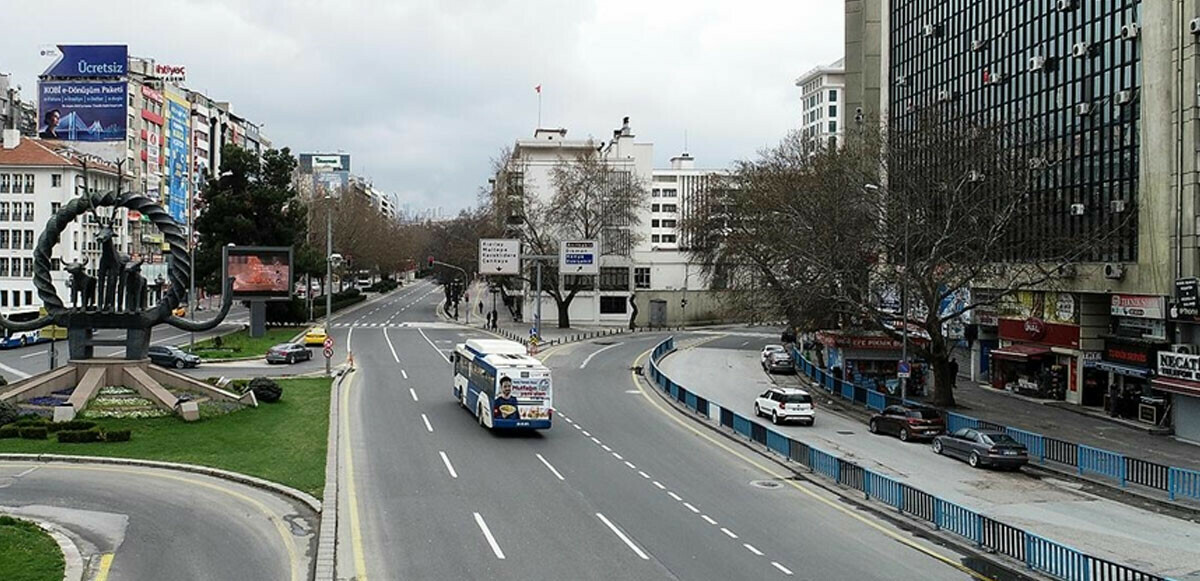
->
[299,153,351,174]
[154,63,187,83]
[313,170,349,194]
[42,45,127,78]
[479,239,521,275]
[38,81,127,142]
[223,246,293,300]
[165,94,190,224]
[560,240,599,274]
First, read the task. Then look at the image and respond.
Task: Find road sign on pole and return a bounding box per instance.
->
[897,360,911,379]
[479,239,521,275]
[323,337,334,349]
[559,240,599,274]
[324,347,334,359]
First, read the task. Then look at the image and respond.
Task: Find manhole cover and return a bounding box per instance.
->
[750,480,783,490]
[836,430,855,435]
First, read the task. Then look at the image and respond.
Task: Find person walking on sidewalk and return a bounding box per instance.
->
[478,301,484,315]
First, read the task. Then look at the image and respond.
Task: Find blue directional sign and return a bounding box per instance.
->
[560,240,599,274]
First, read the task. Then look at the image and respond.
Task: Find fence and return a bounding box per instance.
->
[788,346,1200,506]
[647,337,1170,581]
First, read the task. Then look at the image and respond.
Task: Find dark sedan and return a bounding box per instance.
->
[932,428,1028,470]
[266,343,313,364]
[147,345,201,369]
[868,404,945,441]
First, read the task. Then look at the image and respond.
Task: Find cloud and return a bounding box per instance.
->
[0,0,842,213]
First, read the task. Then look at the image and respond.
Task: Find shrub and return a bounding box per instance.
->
[18,426,48,439]
[249,377,282,403]
[0,399,18,427]
[0,425,19,438]
[104,429,132,442]
[56,427,102,443]
[13,418,47,427]
[47,420,96,433]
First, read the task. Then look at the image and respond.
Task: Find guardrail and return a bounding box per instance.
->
[647,337,1171,581]
[789,347,1200,505]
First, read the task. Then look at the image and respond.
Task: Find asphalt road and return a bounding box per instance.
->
[659,336,1200,578]
[335,280,985,580]
[0,461,316,581]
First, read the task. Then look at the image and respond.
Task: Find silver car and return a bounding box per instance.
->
[932,428,1028,470]
[266,343,313,364]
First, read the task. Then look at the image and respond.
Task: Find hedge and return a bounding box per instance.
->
[18,426,48,439]
[56,427,102,443]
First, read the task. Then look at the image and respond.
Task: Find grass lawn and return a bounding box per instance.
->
[184,326,307,359]
[0,516,64,581]
[0,378,332,497]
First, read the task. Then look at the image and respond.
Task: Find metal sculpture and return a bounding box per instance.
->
[0,190,232,360]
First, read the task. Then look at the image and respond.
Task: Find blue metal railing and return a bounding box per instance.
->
[1170,467,1200,502]
[648,339,1168,581]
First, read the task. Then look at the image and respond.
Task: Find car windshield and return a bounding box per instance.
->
[984,434,1022,446]
[907,409,941,420]
[271,344,290,351]
[782,393,812,404]
[765,345,783,353]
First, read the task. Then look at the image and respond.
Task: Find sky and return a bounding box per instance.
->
[0,0,844,215]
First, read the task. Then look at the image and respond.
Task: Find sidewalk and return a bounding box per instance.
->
[936,379,1200,473]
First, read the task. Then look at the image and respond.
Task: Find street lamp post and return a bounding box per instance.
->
[325,193,333,377]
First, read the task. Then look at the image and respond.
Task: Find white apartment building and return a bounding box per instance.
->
[639,153,724,294]
[0,130,128,317]
[795,58,845,152]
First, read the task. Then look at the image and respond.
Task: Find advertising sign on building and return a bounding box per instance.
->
[997,291,1079,325]
[37,81,127,142]
[1111,294,1165,319]
[559,240,599,275]
[1158,351,1200,382]
[165,94,190,224]
[479,239,521,275]
[154,63,187,83]
[311,155,344,171]
[42,45,127,78]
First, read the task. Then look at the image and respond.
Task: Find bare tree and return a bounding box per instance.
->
[687,112,1124,407]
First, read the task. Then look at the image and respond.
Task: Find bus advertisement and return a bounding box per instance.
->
[453,339,552,430]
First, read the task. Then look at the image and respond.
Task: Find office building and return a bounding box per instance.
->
[795,58,846,152]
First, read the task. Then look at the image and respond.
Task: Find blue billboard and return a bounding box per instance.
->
[165,98,189,224]
[42,45,127,78]
[37,81,127,142]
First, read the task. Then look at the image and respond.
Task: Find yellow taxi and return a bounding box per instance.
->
[173,306,186,317]
[304,326,328,346]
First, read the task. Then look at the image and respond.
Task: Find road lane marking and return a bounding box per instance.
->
[701,515,717,525]
[418,328,450,363]
[611,451,622,459]
[627,345,991,581]
[772,562,794,576]
[682,502,699,514]
[536,453,566,481]
[667,491,683,502]
[383,329,400,362]
[590,437,601,445]
[582,430,592,437]
[744,543,763,556]
[601,444,612,452]
[720,527,738,539]
[573,424,582,430]
[439,451,458,478]
[401,369,408,380]
[342,372,369,580]
[0,361,30,379]
[95,554,114,581]
[421,414,433,433]
[595,513,649,560]
[580,341,623,369]
[409,388,419,402]
[638,471,650,479]
[19,350,43,359]
[474,513,506,559]
[652,481,666,490]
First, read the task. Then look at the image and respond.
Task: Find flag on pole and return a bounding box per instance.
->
[535,84,542,94]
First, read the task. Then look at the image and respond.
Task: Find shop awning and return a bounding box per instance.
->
[990,344,1051,361]
[1093,361,1152,378]
[1151,377,1200,398]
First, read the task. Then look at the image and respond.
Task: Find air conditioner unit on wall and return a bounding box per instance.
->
[1191,18,1200,35]
[1121,23,1140,41]
[1076,102,1094,116]
[1057,0,1075,11]
[1173,343,1198,355]
[1111,199,1127,213]
[938,89,955,102]
[987,71,1006,85]
[1070,203,1085,215]
[1104,262,1126,280]
[924,23,941,38]
[1072,42,1091,58]
[1115,90,1135,106]
[1029,55,1046,72]
[972,39,988,52]
[897,74,908,86]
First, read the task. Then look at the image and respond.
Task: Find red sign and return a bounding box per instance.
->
[999,318,1080,349]
[141,85,163,103]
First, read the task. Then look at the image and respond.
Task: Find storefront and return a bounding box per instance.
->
[992,291,1083,402]
[1097,336,1166,416]
[967,305,999,383]
[816,331,926,396]
[1153,351,1200,439]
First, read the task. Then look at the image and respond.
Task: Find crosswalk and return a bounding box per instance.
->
[331,322,464,330]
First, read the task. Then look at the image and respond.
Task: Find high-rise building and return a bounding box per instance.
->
[795,58,846,152]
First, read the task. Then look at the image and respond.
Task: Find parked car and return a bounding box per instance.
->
[868,404,946,442]
[932,428,1028,470]
[753,387,815,425]
[304,326,328,346]
[762,346,794,374]
[147,345,201,369]
[761,344,786,366]
[266,343,313,364]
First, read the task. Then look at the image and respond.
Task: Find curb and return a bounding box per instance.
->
[314,367,348,581]
[0,454,321,514]
[641,351,1045,581]
[0,514,85,581]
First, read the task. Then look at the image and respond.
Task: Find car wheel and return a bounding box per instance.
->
[869,420,878,434]
[932,440,944,455]
[807,418,815,427]
[771,410,780,425]
[899,428,910,442]
[754,403,761,417]
[287,354,294,364]
[175,359,185,369]
[969,452,981,468]
[20,336,27,347]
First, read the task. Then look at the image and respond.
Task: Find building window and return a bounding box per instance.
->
[51,258,61,271]
[663,204,678,213]
[0,258,8,276]
[634,267,651,289]
[829,105,837,118]
[24,174,34,193]
[662,189,677,197]
[661,234,677,243]
[23,230,33,249]
[24,290,32,303]
[51,202,61,215]
[23,203,34,221]
[651,234,661,243]
[662,219,678,228]
[599,296,628,314]
[51,174,62,187]
[9,290,15,307]
[0,202,8,221]
[651,204,660,212]
[11,174,21,193]
[828,121,837,133]
[23,258,33,277]
[652,219,661,228]
[651,188,661,198]
[7,230,15,248]
[562,274,594,291]
[0,174,8,193]
[598,267,630,291]
[829,89,838,102]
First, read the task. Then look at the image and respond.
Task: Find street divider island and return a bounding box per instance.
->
[645,337,1178,581]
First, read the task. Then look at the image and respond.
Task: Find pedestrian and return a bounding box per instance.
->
[478,301,484,315]
[949,359,959,384]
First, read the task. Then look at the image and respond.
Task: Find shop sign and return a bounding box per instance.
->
[972,305,998,326]
[998,318,1080,348]
[997,291,1079,324]
[1177,278,1199,311]
[818,332,904,350]
[1023,318,1046,340]
[1103,340,1153,367]
[1158,351,1200,381]
[1110,294,1165,319]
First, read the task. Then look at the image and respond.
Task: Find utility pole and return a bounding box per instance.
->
[325,192,333,377]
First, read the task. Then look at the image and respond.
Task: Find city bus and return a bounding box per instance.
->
[452,339,552,430]
[0,308,53,349]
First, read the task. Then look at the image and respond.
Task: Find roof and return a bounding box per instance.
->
[769,387,810,395]
[0,138,119,174]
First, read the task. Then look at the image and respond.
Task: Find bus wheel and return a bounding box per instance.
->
[478,408,486,428]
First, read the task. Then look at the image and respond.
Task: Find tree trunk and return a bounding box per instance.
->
[553,294,574,328]
[928,354,958,408]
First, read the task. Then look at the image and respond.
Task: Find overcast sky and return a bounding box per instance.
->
[1,0,843,214]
